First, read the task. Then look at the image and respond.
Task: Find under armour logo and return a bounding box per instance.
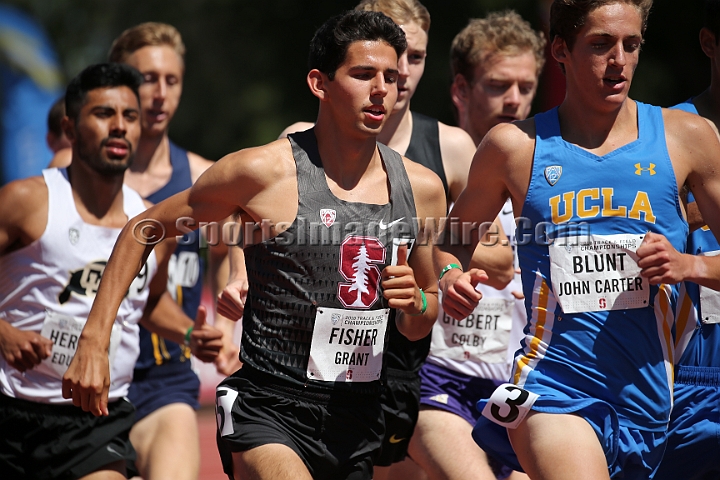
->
[634,163,656,175]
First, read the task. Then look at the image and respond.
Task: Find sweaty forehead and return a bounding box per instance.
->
[343,40,399,68]
[399,22,428,51]
[475,51,538,81]
[581,3,643,37]
[84,86,139,109]
[125,45,184,72]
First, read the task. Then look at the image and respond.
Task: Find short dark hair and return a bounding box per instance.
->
[65,63,143,120]
[308,10,407,80]
[47,96,65,137]
[705,0,720,43]
[550,0,653,50]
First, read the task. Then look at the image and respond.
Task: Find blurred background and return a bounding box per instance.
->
[0,0,708,179]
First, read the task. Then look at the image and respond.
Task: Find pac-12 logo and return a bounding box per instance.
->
[544,166,562,186]
[337,236,386,309]
[320,209,336,228]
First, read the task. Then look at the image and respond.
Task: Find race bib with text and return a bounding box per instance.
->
[481,383,539,429]
[549,233,648,314]
[306,307,388,382]
[699,251,720,324]
[37,311,121,379]
[430,294,512,363]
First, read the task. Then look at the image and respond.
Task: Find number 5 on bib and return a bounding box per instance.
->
[481,383,539,429]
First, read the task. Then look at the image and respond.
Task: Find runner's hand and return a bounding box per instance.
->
[216,278,248,321]
[440,268,488,320]
[214,313,243,376]
[0,320,53,372]
[511,267,524,300]
[62,339,110,417]
[190,306,224,363]
[381,244,424,315]
[637,232,690,284]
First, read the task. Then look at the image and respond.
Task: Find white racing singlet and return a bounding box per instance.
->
[0,168,157,403]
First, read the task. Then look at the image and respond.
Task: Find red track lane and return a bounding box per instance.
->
[198,405,226,480]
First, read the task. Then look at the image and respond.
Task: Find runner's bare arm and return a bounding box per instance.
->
[468,217,514,290]
[435,122,534,320]
[61,143,283,416]
[138,236,223,362]
[0,177,48,255]
[382,159,446,340]
[638,109,720,290]
[437,122,476,203]
[0,178,54,370]
[216,244,248,321]
[212,235,246,374]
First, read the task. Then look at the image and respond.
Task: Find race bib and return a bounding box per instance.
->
[167,252,200,301]
[430,293,512,363]
[37,311,121,379]
[699,251,720,324]
[549,233,648,314]
[307,307,388,382]
[216,386,240,437]
[481,383,539,429]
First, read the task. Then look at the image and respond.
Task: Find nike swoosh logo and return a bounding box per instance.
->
[379,217,405,230]
[107,445,122,457]
[388,434,405,444]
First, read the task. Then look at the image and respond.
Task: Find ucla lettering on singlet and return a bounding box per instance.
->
[549,188,656,224]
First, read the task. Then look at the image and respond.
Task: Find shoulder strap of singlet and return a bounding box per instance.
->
[534,107,561,141]
[145,140,192,203]
[288,129,417,219]
[405,111,448,195]
[42,168,75,230]
[121,184,148,218]
[287,128,328,196]
[376,142,416,211]
[636,101,662,145]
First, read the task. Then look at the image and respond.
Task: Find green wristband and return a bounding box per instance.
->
[438,263,462,281]
[184,326,193,346]
[409,289,427,316]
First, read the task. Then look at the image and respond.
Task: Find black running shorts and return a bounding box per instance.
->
[0,394,136,479]
[216,367,384,480]
[373,368,421,466]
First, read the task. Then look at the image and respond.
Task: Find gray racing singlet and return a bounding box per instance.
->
[241,129,418,394]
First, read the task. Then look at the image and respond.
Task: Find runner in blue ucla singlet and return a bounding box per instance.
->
[472,102,688,478]
[654,100,720,480]
[128,141,203,420]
